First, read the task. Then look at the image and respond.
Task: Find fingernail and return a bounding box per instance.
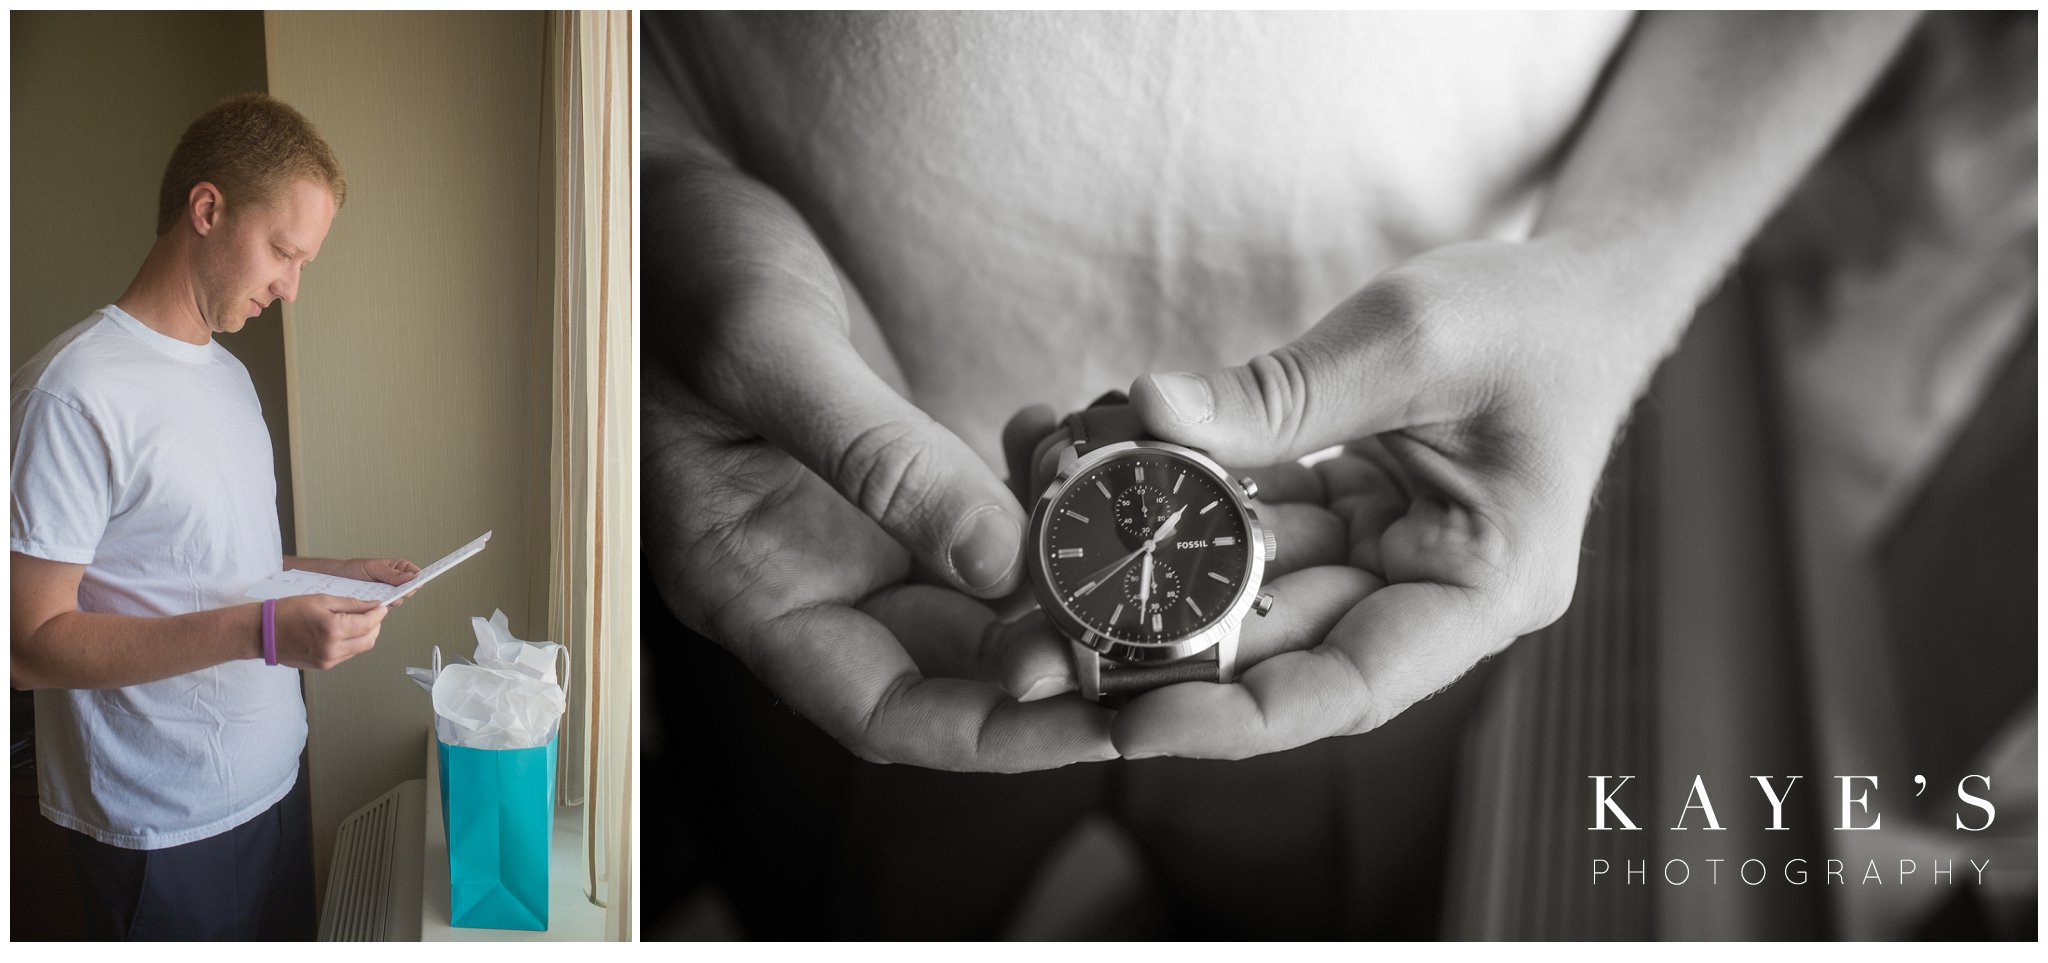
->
[1150,373,1213,424]
[949,506,1020,594]
[1019,676,1070,702]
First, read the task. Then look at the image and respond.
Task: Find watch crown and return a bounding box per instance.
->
[1252,593,1276,617]
[1239,476,1259,500]
[1262,530,1279,562]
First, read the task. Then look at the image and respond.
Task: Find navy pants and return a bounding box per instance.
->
[67,765,317,941]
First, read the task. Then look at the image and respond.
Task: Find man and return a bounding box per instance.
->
[11,94,414,940]
[644,11,1920,935]
[648,9,1918,773]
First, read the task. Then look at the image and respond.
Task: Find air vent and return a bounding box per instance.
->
[319,778,426,941]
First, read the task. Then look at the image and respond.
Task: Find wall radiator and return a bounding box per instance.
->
[319,778,427,941]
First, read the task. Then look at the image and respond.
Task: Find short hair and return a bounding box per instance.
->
[154,93,347,236]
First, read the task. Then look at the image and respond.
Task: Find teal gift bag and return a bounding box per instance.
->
[437,731,558,931]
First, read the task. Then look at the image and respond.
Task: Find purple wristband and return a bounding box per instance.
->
[262,598,279,666]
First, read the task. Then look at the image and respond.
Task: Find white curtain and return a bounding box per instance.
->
[544,9,634,940]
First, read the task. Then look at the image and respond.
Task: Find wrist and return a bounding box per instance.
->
[1523,232,1699,406]
[233,602,265,662]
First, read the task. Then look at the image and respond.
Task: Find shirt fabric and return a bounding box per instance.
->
[647,11,1636,463]
[12,304,303,850]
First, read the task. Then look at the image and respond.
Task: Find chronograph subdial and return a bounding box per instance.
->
[1112,484,1170,539]
[1120,559,1182,621]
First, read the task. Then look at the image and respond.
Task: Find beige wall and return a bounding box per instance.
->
[9,11,296,550]
[265,10,554,888]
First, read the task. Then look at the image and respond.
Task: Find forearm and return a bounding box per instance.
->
[1535,12,1918,365]
[13,603,262,690]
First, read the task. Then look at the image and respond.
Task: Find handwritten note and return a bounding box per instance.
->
[245,531,493,604]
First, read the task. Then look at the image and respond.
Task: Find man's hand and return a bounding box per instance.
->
[644,103,1116,771]
[347,557,418,606]
[271,594,390,671]
[647,361,1117,771]
[1097,11,1917,759]
[342,556,420,586]
[1104,237,1650,758]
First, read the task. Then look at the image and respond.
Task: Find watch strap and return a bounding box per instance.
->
[1098,653,1220,708]
[1063,391,1143,455]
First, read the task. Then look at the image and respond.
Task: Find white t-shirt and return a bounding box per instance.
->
[648,12,1635,461]
[11,304,304,849]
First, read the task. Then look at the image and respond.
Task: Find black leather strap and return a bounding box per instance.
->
[1063,391,1143,455]
[1098,654,1221,708]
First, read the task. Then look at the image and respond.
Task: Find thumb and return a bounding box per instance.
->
[1130,303,1445,468]
[695,315,1025,598]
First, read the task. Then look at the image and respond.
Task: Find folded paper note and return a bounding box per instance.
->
[244,531,492,604]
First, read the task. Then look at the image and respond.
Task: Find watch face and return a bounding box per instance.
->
[1039,447,1254,648]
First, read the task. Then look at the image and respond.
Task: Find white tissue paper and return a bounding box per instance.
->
[406,609,568,751]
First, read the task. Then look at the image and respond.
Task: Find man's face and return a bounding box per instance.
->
[192,177,336,336]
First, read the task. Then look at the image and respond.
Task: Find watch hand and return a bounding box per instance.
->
[1145,504,1189,551]
[1074,543,1147,596]
[1073,500,1191,598]
[1139,551,1153,613]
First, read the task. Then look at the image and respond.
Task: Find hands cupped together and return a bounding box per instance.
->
[650,232,1664,771]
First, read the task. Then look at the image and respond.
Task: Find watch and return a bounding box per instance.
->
[1024,392,1278,707]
